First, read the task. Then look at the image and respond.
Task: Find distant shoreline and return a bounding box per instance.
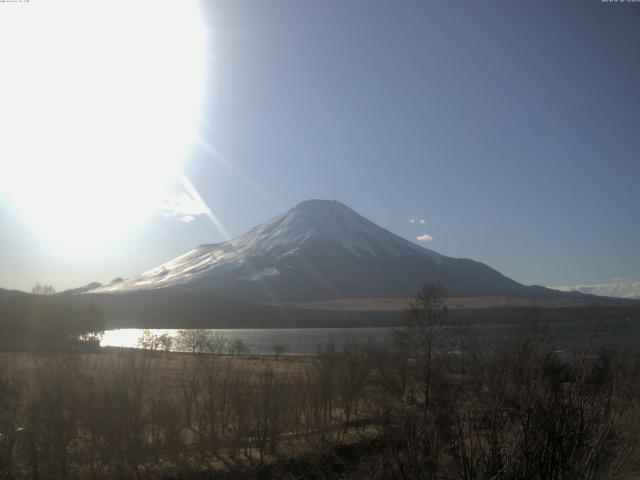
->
[99,304,640,330]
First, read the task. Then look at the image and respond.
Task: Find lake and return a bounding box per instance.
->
[101,318,640,355]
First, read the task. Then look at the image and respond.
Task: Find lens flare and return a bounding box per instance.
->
[0,0,205,251]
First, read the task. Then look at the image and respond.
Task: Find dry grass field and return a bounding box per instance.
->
[0,346,393,479]
[1,349,313,381]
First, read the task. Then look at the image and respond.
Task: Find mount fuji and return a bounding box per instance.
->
[86,199,558,302]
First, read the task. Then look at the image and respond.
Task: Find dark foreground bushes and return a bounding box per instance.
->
[375,324,640,480]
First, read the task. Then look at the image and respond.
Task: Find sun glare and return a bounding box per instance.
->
[0,0,205,251]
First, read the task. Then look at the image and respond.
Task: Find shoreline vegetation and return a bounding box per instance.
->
[0,285,639,479]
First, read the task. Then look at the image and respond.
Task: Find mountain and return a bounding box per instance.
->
[86,199,564,302]
[63,281,103,295]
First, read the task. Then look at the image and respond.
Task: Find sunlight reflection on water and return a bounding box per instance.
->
[100,319,640,355]
[100,327,392,355]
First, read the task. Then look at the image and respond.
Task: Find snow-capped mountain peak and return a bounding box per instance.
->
[91,199,441,294]
[228,199,441,260]
[86,199,540,301]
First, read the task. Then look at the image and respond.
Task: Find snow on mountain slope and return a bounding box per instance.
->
[87,199,557,301]
[91,199,442,294]
[229,199,442,262]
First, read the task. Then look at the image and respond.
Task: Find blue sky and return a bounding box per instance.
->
[1,0,639,294]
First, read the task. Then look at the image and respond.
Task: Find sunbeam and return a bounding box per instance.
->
[178,172,232,242]
[196,134,282,211]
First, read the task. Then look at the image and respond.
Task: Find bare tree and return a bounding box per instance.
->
[137,329,160,351]
[203,332,227,355]
[394,283,448,409]
[32,282,56,295]
[157,333,173,353]
[230,338,249,356]
[175,329,210,353]
[272,343,287,360]
[337,339,370,432]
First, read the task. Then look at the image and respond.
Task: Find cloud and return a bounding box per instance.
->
[409,218,416,223]
[160,192,208,223]
[419,219,425,224]
[410,218,426,224]
[547,279,640,299]
[416,233,433,242]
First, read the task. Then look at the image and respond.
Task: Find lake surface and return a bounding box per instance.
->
[101,319,640,355]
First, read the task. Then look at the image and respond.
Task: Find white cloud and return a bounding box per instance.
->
[409,218,416,223]
[548,279,640,299]
[160,192,208,223]
[419,219,425,224]
[416,234,433,242]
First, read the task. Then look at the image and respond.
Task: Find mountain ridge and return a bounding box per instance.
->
[85,199,563,302]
